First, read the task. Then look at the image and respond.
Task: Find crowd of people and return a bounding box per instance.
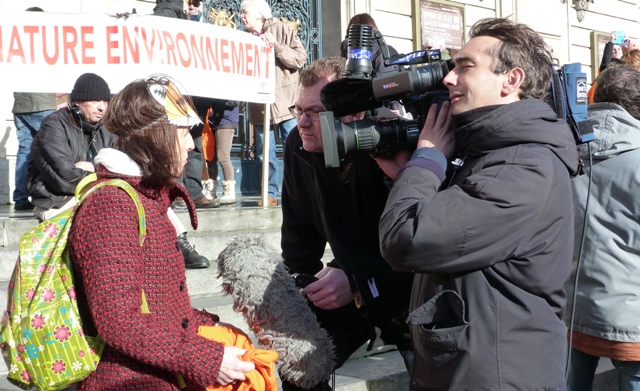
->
[7,1,640,390]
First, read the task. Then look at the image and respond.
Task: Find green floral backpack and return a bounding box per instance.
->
[0,174,146,391]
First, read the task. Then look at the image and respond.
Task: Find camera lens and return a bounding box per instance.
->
[320,111,421,168]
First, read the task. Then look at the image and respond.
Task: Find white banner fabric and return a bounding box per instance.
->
[0,12,275,103]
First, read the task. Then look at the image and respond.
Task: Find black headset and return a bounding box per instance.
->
[67,102,83,121]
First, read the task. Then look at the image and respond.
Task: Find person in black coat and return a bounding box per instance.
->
[27,73,115,221]
[281,56,413,391]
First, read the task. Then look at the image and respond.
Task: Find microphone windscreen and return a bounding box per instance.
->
[217,235,335,389]
[320,78,382,117]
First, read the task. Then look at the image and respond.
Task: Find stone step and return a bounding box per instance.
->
[0,205,283,249]
[0,205,284,284]
[0,228,285,312]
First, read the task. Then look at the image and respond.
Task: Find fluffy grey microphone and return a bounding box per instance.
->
[217,235,336,389]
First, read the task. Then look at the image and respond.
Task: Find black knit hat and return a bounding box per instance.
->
[70,73,111,102]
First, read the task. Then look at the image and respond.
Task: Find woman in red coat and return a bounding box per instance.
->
[69,75,255,390]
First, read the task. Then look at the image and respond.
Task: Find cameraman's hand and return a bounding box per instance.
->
[301,267,353,310]
[418,101,455,159]
[374,150,411,180]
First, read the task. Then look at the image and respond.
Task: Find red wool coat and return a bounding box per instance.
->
[69,168,224,390]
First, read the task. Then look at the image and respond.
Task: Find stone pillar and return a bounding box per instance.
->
[322,1,344,57]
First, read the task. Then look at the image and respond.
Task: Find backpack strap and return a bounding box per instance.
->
[75,174,147,246]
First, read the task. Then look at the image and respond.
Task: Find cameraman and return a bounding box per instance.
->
[281,56,413,391]
[376,18,581,390]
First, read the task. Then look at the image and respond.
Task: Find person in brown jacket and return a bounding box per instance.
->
[240,0,308,206]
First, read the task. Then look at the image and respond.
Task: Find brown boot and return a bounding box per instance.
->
[193,196,221,208]
[256,197,278,207]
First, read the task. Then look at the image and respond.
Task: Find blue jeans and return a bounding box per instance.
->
[253,118,296,197]
[13,110,54,205]
[568,347,640,391]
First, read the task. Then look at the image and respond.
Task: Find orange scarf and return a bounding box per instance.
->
[197,324,279,391]
[202,106,216,161]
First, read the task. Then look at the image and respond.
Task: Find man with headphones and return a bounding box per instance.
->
[26,72,211,269]
[27,72,114,222]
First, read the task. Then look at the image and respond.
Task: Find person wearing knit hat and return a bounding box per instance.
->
[70,73,111,102]
[27,72,213,269]
[68,73,111,125]
[26,72,115,222]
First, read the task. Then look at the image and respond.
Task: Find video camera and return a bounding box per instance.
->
[319,24,594,169]
[319,24,451,168]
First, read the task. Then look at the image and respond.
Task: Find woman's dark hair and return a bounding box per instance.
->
[104,74,195,187]
[346,13,378,32]
[594,64,640,120]
[469,18,553,100]
[189,0,201,7]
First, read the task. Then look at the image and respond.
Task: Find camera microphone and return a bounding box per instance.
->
[320,24,385,117]
[217,235,335,389]
[344,24,374,80]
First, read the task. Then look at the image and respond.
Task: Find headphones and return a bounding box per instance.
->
[67,102,84,121]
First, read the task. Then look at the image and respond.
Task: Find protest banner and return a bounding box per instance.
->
[0,12,275,103]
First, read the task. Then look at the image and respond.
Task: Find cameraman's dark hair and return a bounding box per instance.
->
[299,56,346,88]
[104,75,194,187]
[469,18,553,100]
[26,7,44,11]
[594,64,640,121]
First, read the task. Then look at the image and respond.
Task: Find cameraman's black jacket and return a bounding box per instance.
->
[281,128,412,345]
[380,99,581,390]
[27,108,115,209]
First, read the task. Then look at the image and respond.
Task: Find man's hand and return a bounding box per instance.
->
[374,101,454,179]
[260,33,277,48]
[374,150,411,180]
[301,267,354,310]
[75,161,95,172]
[417,101,455,158]
[214,346,256,385]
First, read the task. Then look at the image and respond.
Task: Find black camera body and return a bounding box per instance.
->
[319,24,452,168]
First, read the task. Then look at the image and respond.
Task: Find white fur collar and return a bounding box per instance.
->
[94,148,142,176]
